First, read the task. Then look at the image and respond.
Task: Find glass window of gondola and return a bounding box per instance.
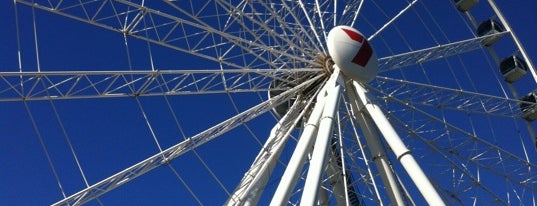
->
[520,92,537,112]
[477,19,504,37]
[500,55,528,75]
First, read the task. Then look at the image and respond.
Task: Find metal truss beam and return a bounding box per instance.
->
[369,76,534,118]
[226,93,313,206]
[300,68,344,205]
[345,81,405,206]
[353,81,444,205]
[0,69,319,101]
[377,32,508,72]
[270,80,328,205]
[51,75,323,206]
[386,94,537,194]
[15,0,316,71]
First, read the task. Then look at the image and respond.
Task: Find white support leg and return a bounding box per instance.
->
[226,95,308,206]
[346,82,405,206]
[352,81,445,206]
[300,69,344,206]
[270,81,328,206]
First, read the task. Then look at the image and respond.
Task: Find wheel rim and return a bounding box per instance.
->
[3,0,537,205]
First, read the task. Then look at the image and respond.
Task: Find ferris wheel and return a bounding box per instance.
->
[3,0,537,205]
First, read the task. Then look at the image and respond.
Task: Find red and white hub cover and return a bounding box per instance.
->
[327,25,378,83]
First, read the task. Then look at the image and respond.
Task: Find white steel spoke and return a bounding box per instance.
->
[213,0,315,60]
[332,0,337,26]
[300,68,344,205]
[387,112,511,205]
[255,1,321,55]
[16,0,315,70]
[383,93,537,203]
[279,0,325,54]
[352,81,445,205]
[339,0,364,27]
[326,114,351,205]
[226,93,312,206]
[377,32,509,72]
[340,94,384,204]
[6,0,537,205]
[486,0,537,84]
[270,74,333,206]
[368,0,419,41]
[165,0,309,69]
[313,0,328,42]
[0,69,319,101]
[297,0,327,54]
[345,81,406,205]
[51,75,322,206]
[369,76,533,118]
[23,101,68,199]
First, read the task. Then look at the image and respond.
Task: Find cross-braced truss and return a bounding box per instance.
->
[4,0,537,205]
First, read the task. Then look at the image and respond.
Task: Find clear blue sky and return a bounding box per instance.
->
[1,1,537,205]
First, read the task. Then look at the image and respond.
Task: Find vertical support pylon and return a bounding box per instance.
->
[226,94,309,206]
[269,78,328,206]
[352,81,445,205]
[270,68,344,206]
[346,81,406,206]
[300,68,344,205]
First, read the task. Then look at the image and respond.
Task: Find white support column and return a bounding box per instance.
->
[270,82,328,206]
[346,82,405,206]
[352,81,445,206]
[226,95,308,206]
[300,69,344,206]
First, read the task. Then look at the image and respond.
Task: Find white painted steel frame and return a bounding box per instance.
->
[15,0,511,80]
[466,0,537,152]
[15,0,315,71]
[300,68,344,205]
[50,75,323,206]
[269,77,329,206]
[384,104,513,205]
[269,70,445,205]
[370,76,535,118]
[352,81,445,206]
[0,69,319,101]
[9,0,537,205]
[345,81,405,206]
[377,32,508,72]
[2,31,511,102]
[225,93,313,206]
[380,91,537,194]
[486,0,537,84]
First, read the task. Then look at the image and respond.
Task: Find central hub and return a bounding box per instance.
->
[327,26,378,83]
